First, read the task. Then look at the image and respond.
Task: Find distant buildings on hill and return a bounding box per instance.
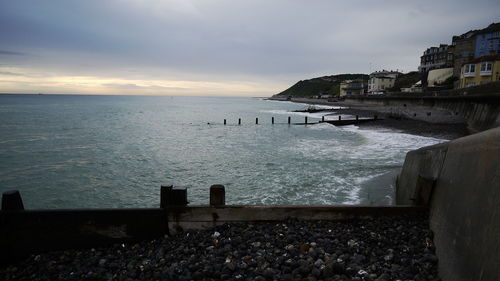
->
[418,22,500,90]
[367,70,402,95]
[340,80,366,97]
[288,22,499,99]
[356,22,499,96]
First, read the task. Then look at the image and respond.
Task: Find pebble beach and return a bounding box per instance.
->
[1,214,439,281]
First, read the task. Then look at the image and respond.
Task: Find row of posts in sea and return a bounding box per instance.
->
[220,115,378,126]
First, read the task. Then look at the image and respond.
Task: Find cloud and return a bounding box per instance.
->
[101,83,188,91]
[0,0,498,95]
[0,71,24,76]
[0,50,26,56]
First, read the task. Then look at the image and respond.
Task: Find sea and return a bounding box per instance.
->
[0,95,445,209]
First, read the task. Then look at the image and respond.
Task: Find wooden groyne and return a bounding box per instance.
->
[220,115,380,126]
[1,186,424,263]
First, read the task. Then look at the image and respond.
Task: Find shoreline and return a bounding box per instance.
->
[269,97,469,140]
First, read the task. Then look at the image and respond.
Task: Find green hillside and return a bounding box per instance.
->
[275,74,368,97]
[387,71,421,92]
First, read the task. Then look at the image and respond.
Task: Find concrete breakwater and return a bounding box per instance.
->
[396,126,500,281]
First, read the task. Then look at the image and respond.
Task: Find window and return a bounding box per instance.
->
[480,62,493,75]
[463,64,476,77]
[480,62,492,71]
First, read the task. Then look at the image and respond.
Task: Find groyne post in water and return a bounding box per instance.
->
[374,115,378,120]
[305,117,308,124]
[356,115,359,121]
[256,118,259,125]
[272,117,274,124]
[209,185,225,206]
[160,185,188,207]
[224,119,226,125]
[1,190,24,211]
[322,116,325,122]
[338,116,342,121]
[238,118,241,125]
[288,117,291,124]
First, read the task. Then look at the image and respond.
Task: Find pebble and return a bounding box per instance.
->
[0,214,439,280]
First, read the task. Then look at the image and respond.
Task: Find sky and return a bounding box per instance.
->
[0,0,498,97]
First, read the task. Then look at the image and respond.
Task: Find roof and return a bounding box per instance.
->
[475,22,500,35]
[466,54,500,64]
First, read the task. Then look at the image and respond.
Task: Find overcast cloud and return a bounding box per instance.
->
[0,0,498,96]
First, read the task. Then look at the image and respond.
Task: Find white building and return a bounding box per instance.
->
[367,70,402,94]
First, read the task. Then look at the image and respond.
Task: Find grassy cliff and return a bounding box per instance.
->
[275,74,368,97]
[387,71,421,92]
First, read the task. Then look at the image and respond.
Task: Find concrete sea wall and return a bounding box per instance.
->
[397,127,500,281]
[345,94,500,133]
[343,82,500,133]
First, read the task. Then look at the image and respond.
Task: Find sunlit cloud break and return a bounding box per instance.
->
[0,66,281,96]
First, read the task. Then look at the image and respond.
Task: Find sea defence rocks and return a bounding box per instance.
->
[0,215,439,281]
[397,126,500,281]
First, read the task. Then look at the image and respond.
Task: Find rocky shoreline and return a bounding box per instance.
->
[271,97,469,140]
[1,214,439,281]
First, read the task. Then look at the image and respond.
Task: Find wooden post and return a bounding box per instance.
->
[224,119,226,125]
[356,115,359,120]
[322,116,325,122]
[2,190,24,211]
[161,185,188,207]
[238,118,241,125]
[288,116,291,124]
[272,117,274,124]
[305,116,308,124]
[338,115,341,120]
[374,115,378,120]
[210,185,225,206]
[256,118,258,125]
[160,185,172,208]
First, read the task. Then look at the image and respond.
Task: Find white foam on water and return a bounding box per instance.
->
[260,109,328,119]
[283,123,446,204]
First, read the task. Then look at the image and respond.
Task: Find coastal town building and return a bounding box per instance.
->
[339,80,366,96]
[459,54,500,88]
[451,30,477,78]
[418,44,454,73]
[367,70,401,94]
[474,23,500,58]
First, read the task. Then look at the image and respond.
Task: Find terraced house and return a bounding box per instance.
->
[460,54,500,88]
